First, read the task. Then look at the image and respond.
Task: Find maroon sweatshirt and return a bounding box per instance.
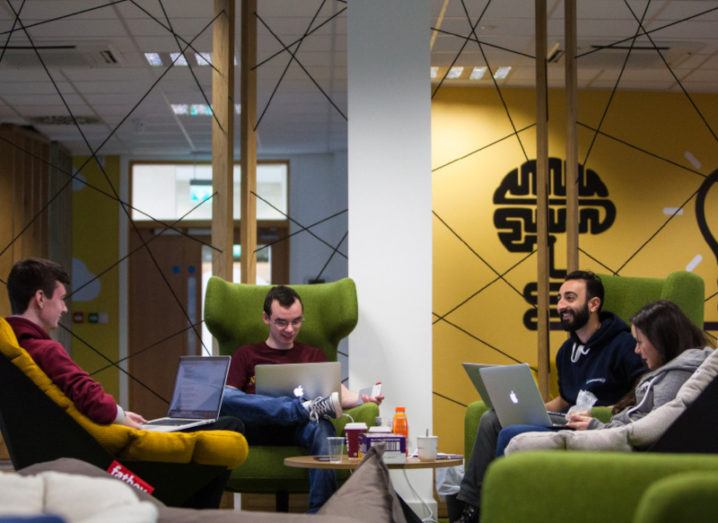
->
[7,316,119,424]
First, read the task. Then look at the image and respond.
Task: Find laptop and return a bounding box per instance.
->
[255,361,340,399]
[141,356,231,432]
[462,363,494,409]
[478,363,569,428]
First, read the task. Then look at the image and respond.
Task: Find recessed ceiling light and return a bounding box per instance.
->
[430,66,438,79]
[190,104,212,116]
[469,66,487,80]
[447,66,464,79]
[171,104,189,115]
[170,52,188,66]
[493,66,511,80]
[144,52,162,66]
[196,52,212,65]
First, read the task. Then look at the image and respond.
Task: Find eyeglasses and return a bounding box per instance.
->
[272,317,303,329]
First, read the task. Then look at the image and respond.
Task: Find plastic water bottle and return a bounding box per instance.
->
[392,406,409,455]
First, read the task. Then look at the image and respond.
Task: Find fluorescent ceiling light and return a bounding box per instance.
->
[493,66,512,79]
[190,104,212,116]
[430,66,438,79]
[170,52,188,66]
[144,52,162,66]
[447,66,464,79]
[469,66,487,80]
[171,104,189,115]
[234,104,241,114]
[196,52,212,65]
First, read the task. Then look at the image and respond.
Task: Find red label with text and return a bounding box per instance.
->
[107,460,155,494]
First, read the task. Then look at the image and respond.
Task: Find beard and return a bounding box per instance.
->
[559,302,590,331]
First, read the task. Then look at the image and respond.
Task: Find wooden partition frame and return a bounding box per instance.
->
[535,0,550,398]
[565,0,579,273]
[211,0,236,282]
[240,0,258,284]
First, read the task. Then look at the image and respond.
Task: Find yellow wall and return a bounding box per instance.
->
[432,87,718,454]
[71,155,121,397]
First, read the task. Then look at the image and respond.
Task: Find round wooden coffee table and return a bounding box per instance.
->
[284,455,463,470]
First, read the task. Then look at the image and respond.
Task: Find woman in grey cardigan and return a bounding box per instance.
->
[496,300,711,453]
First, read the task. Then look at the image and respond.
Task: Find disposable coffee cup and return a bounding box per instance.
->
[327,436,345,463]
[344,422,368,458]
[417,435,438,461]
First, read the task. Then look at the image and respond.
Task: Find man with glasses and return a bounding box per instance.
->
[220,285,383,512]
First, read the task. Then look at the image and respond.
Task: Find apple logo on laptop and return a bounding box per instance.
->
[509,390,519,404]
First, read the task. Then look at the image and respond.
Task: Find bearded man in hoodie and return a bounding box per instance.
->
[453,270,646,523]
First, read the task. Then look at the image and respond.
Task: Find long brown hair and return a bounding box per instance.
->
[611,300,707,414]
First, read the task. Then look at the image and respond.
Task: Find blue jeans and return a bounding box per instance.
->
[496,424,552,456]
[221,387,337,512]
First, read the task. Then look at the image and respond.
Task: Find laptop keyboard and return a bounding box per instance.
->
[547,411,569,426]
[145,418,198,426]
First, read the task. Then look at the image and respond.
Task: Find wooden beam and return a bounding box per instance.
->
[535,0,550,399]
[240,0,257,284]
[565,0,579,273]
[211,0,235,281]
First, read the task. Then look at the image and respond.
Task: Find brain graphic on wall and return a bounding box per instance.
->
[493,158,616,329]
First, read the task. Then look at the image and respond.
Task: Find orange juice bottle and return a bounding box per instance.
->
[392,406,409,455]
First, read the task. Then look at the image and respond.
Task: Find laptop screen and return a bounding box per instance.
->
[167,356,230,419]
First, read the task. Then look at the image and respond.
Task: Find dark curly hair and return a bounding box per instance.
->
[263,285,303,317]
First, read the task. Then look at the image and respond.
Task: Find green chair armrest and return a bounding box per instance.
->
[482,451,718,523]
[633,471,718,523]
[334,402,380,434]
[591,406,612,423]
[465,400,490,461]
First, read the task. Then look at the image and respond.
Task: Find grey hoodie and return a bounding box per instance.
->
[588,347,713,430]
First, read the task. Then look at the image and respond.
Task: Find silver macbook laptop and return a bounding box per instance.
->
[462,363,494,409]
[255,361,340,400]
[141,356,231,432]
[479,364,568,428]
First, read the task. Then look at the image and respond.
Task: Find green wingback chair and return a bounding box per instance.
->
[481,367,718,523]
[463,271,705,461]
[204,276,379,510]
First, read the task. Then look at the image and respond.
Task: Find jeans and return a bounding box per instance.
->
[495,424,551,456]
[457,409,502,508]
[221,387,337,512]
[221,387,310,426]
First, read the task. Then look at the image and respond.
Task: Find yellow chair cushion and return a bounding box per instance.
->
[0,318,248,469]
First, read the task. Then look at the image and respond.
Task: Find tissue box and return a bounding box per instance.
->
[359,433,406,463]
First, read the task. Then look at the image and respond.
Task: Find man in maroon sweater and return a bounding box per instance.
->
[6,258,245,435]
[221,285,383,511]
[6,258,148,427]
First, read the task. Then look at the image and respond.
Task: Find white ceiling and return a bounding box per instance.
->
[0,0,716,156]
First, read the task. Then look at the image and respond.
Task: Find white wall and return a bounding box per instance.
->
[347,1,433,517]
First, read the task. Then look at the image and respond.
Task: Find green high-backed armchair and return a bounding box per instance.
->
[204,276,379,510]
[463,271,705,461]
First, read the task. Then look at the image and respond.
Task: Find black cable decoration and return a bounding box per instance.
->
[581,0,651,168]
[251,191,348,258]
[255,0,329,129]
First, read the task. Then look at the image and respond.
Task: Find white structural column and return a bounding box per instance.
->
[348,1,434,516]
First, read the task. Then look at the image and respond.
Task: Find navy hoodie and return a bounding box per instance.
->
[556,311,646,406]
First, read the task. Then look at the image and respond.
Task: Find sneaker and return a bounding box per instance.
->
[452,503,479,523]
[305,392,342,421]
